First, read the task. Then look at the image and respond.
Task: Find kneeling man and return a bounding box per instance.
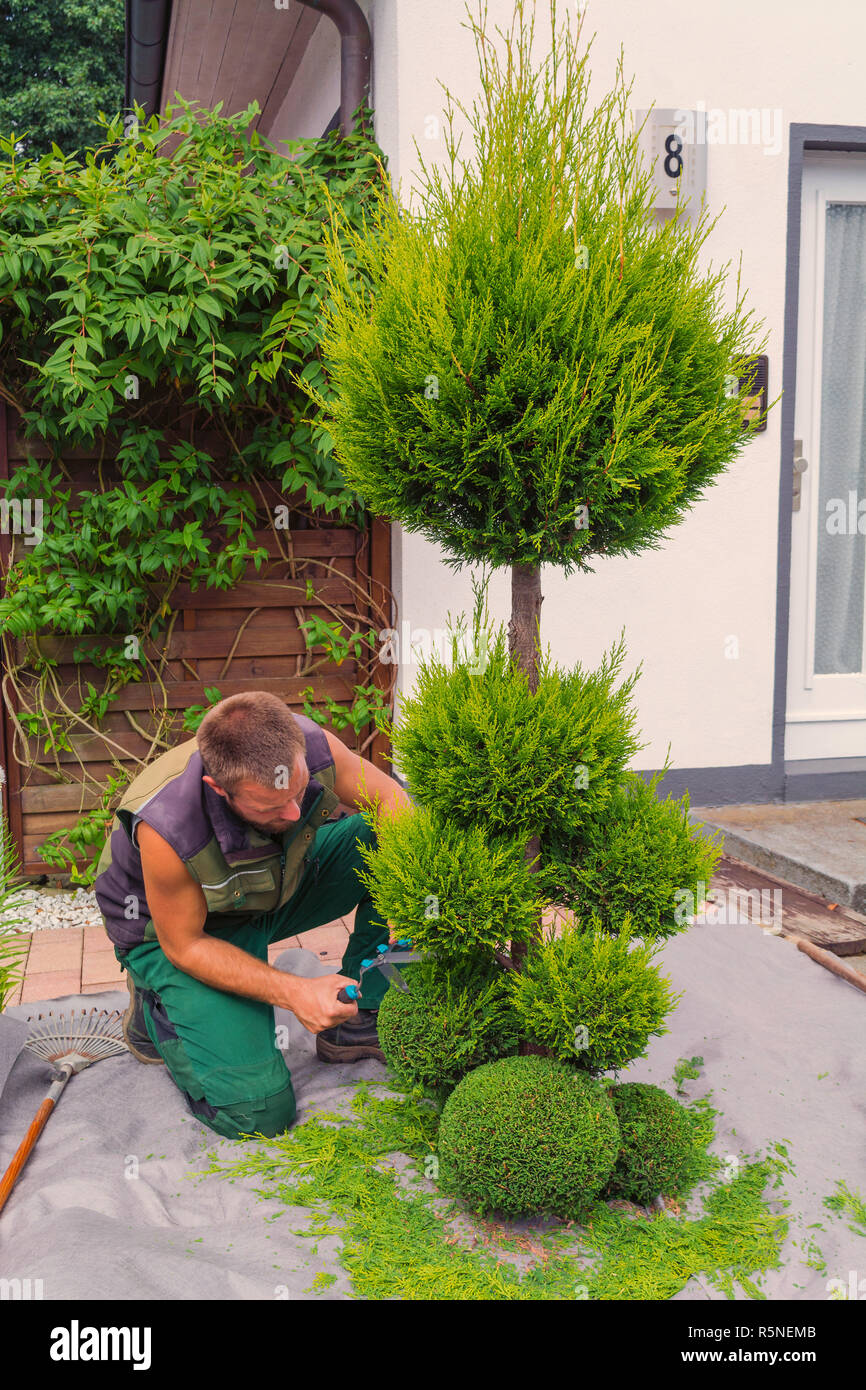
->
[93,691,413,1140]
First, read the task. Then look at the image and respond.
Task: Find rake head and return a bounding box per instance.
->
[23,1007,127,1075]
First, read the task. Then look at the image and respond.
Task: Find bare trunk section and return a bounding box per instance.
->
[507,563,543,695]
[507,562,549,1057]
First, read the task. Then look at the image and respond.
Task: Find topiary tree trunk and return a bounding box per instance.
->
[509,564,543,694]
[303,0,768,1000]
[508,562,543,994]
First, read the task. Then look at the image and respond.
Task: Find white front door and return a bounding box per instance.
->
[786,153,866,762]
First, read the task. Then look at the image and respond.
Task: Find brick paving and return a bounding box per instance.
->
[6,910,355,1009]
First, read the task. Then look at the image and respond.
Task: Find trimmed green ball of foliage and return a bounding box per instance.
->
[437,1055,620,1220]
[355,800,544,960]
[507,917,681,1074]
[377,958,520,1105]
[542,769,723,940]
[386,622,641,844]
[307,6,765,574]
[603,1082,705,1206]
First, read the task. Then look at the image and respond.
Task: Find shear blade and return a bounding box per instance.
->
[379,961,410,992]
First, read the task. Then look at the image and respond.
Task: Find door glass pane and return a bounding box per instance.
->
[814,202,866,675]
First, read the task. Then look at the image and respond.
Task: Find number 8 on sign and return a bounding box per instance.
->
[664,133,683,180]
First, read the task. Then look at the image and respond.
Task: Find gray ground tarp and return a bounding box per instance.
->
[0,929,864,1301]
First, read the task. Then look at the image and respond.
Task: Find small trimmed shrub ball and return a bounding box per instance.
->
[377,961,519,1105]
[603,1082,702,1205]
[437,1055,620,1220]
[507,915,679,1074]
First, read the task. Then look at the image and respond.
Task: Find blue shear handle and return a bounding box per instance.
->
[337,984,359,1003]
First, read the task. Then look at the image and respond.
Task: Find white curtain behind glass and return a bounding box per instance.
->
[815,202,866,675]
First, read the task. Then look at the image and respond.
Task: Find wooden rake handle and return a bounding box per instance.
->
[0,1067,72,1216]
[795,936,866,996]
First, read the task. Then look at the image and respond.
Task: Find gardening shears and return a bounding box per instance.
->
[337,939,425,1004]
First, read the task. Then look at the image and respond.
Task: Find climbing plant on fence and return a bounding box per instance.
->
[0,97,395,882]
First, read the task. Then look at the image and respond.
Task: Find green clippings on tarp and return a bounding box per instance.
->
[572,1155,789,1302]
[823,1180,866,1236]
[305,1272,337,1294]
[802,1234,827,1274]
[193,1079,792,1301]
[672,1055,704,1093]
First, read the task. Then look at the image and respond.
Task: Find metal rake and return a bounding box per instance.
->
[0,1006,127,1216]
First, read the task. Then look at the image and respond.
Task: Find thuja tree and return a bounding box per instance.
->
[297,4,762,1209]
[307,0,769,692]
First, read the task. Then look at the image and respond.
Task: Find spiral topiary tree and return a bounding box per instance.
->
[298,0,763,1214]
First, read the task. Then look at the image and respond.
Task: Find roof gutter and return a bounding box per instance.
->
[125,0,173,120]
[296,0,372,139]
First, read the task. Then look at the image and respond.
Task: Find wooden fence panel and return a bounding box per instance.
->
[0,402,393,879]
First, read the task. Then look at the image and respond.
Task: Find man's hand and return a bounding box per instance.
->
[289,973,361,1034]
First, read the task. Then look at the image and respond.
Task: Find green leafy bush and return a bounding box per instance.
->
[542,768,723,940]
[0,99,393,881]
[384,621,642,843]
[355,801,544,961]
[507,916,681,1074]
[0,100,386,642]
[603,1081,706,1205]
[377,957,519,1105]
[437,1055,620,1220]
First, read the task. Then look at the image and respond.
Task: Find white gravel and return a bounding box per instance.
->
[2,773,106,931]
[0,886,105,933]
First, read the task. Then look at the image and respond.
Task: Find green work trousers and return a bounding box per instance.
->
[117,813,389,1141]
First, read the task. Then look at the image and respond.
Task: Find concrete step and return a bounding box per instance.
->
[689,799,866,914]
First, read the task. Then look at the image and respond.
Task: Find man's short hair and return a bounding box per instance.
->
[196,692,306,796]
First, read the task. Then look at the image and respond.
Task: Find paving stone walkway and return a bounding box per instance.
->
[6,913,354,1008]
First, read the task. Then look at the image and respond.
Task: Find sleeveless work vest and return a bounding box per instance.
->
[93,714,341,955]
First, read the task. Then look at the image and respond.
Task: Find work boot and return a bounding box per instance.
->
[122,973,165,1065]
[316,1008,385,1064]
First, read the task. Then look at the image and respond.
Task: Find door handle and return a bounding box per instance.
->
[792,439,808,512]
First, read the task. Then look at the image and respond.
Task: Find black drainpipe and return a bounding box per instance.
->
[296,0,372,139]
[125,0,173,120]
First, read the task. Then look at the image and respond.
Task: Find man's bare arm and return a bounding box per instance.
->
[323,733,414,945]
[135,821,358,1032]
[325,732,414,820]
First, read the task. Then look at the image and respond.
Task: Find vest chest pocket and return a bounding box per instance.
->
[201,863,279,913]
